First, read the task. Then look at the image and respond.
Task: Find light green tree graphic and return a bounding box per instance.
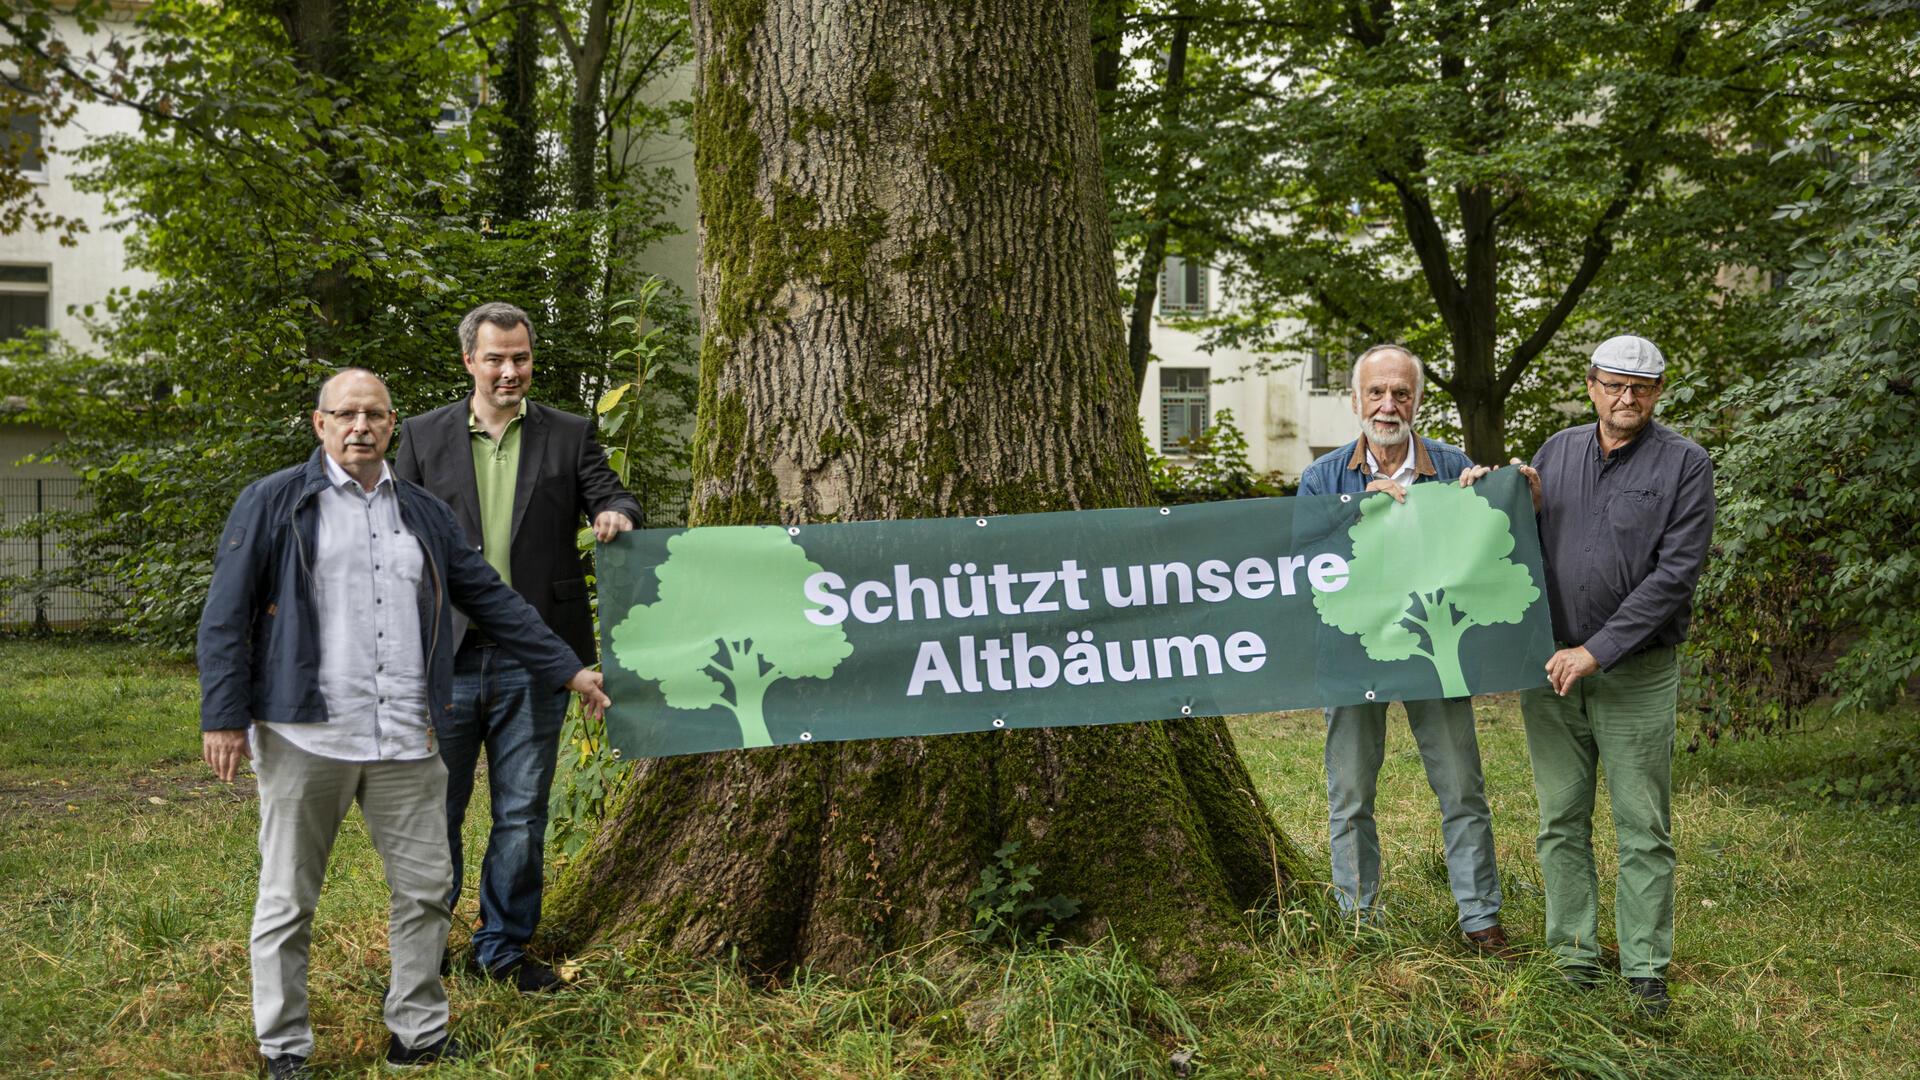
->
[1314,483,1540,697]
[611,528,854,748]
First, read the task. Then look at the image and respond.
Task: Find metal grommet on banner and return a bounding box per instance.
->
[1159,507,1171,516]
[786,526,800,536]
[1340,494,1352,504]
[1364,690,1377,701]
[799,731,814,741]
[975,518,988,527]
[1180,705,1192,716]
[992,718,1006,729]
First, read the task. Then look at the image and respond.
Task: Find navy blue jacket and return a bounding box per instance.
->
[197,448,582,733]
[1297,434,1474,497]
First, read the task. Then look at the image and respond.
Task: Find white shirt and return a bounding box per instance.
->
[254,455,433,763]
[1366,443,1420,488]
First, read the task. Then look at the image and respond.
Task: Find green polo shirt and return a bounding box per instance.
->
[469,400,526,587]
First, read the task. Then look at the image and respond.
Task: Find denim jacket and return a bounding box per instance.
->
[197,448,581,732]
[1297,435,1474,497]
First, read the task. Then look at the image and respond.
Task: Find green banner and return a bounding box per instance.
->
[597,469,1554,758]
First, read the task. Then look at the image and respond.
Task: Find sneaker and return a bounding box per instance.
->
[481,956,567,993]
[264,1055,312,1080]
[1628,976,1671,1017]
[385,1033,466,1069]
[1464,923,1520,962]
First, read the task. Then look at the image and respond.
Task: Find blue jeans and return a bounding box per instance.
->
[1325,697,1502,931]
[443,646,569,972]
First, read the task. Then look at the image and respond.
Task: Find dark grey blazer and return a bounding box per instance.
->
[394,398,642,666]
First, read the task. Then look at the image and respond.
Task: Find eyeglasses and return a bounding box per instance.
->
[1591,378,1661,400]
[321,408,396,424]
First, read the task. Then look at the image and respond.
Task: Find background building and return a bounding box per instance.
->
[1137,255,1357,479]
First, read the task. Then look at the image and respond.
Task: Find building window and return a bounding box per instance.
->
[6,109,44,178]
[1308,334,1355,393]
[1309,346,1334,391]
[1159,367,1210,452]
[1159,256,1208,314]
[0,265,51,341]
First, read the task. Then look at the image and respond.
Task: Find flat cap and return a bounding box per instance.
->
[1591,335,1665,379]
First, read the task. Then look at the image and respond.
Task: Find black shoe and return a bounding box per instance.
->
[264,1055,312,1080]
[482,956,567,993]
[385,1033,465,1069]
[1628,976,1671,1017]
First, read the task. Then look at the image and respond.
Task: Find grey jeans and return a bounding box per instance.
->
[1324,697,1502,931]
[250,725,453,1059]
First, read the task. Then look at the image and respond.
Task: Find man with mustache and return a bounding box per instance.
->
[394,303,642,993]
[1463,335,1715,1016]
[199,369,611,1078]
[1297,344,1511,957]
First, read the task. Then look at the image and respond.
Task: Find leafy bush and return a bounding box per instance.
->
[1146,408,1296,504]
[1686,111,1920,741]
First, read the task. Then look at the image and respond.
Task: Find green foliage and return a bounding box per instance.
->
[546,703,627,868]
[0,0,696,648]
[1145,408,1295,504]
[1101,0,1816,461]
[1686,14,1920,741]
[965,841,1081,947]
[610,527,854,748]
[1314,482,1538,697]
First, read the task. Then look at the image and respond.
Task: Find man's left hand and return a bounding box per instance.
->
[568,668,612,719]
[592,510,635,544]
[1546,646,1599,696]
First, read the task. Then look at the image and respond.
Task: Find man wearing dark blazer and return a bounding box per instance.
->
[394,302,642,992]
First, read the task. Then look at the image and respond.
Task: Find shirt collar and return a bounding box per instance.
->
[1591,421,1655,462]
[1348,434,1436,478]
[469,398,528,434]
[322,451,393,492]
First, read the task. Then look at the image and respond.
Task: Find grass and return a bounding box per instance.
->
[1,638,1916,1078]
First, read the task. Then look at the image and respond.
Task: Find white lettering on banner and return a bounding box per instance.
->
[807,554,1348,628]
[905,629,1271,697]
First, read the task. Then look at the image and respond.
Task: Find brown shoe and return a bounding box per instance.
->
[1465,924,1520,961]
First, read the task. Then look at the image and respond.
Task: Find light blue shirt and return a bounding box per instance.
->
[255,454,432,762]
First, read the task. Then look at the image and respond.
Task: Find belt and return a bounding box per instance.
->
[462,629,499,651]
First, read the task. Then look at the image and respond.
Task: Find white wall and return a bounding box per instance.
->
[0,7,155,351]
[1137,276,1357,480]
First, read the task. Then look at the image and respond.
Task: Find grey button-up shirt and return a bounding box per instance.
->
[1530,421,1716,670]
[255,454,432,762]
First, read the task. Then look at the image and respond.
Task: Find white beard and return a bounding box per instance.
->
[1365,416,1411,447]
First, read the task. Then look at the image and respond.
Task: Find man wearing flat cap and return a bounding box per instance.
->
[1462,335,1714,1016]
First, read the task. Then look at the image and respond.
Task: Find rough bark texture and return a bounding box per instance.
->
[272,0,363,357]
[545,0,1305,984]
[491,7,543,225]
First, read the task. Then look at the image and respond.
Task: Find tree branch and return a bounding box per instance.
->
[1499,0,1722,394]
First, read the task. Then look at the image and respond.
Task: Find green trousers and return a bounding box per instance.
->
[1520,645,1678,979]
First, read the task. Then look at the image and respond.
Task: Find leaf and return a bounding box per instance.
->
[597,384,631,415]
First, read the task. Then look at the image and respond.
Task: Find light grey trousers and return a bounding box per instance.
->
[250,725,453,1059]
[1324,697,1502,931]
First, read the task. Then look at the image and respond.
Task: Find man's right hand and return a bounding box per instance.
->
[1364,478,1408,503]
[203,729,251,783]
[1460,458,1542,511]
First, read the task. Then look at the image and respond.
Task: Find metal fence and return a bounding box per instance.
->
[0,478,124,630]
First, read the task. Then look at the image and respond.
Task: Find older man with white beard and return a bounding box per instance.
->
[1297,344,1512,957]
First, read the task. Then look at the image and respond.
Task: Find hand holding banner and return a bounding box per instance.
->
[597,468,1554,758]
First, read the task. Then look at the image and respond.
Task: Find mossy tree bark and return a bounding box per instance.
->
[546,0,1306,983]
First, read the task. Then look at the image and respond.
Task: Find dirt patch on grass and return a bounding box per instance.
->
[0,769,254,817]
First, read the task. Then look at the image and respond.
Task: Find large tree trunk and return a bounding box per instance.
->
[545,0,1305,983]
